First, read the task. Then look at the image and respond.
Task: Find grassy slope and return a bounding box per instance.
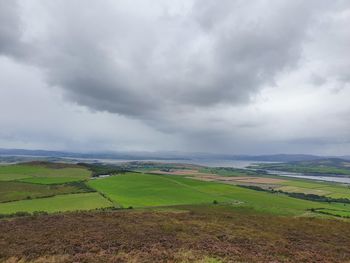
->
[0,164,91,182]
[278,179,350,198]
[199,167,258,176]
[0,192,112,214]
[168,175,350,215]
[196,166,350,199]
[18,176,87,184]
[0,181,89,202]
[88,173,232,207]
[88,172,350,215]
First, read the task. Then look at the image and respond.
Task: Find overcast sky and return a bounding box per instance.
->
[0,0,350,155]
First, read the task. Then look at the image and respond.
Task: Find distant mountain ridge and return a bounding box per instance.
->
[1,148,349,162]
[0,148,188,160]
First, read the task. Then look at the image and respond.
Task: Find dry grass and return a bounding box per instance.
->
[150,169,213,176]
[193,175,286,184]
[151,169,198,174]
[1,205,350,262]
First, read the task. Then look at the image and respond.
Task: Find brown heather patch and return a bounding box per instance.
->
[0,206,350,262]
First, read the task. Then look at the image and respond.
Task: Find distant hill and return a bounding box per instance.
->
[289,158,350,168]
[230,154,323,162]
[253,157,350,176]
[0,148,348,162]
[0,148,188,161]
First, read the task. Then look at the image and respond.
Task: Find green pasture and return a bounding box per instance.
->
[88,173,232,207]
[0,181,89,202]
[277,179,350,199]
[88,172,350,216]
[199,167,258,177]
[0,192,112,214]
[315,207,350,217]
[0,164,91,182]
[18,177,87,185]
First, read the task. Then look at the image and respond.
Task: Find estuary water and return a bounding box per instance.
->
[265,170,350,184]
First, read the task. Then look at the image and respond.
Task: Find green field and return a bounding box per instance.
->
[0,181,90,202]
[0,164,91,182]
[2,162,350,217]
[0,192,112,214]
[277,179,350,199]
[199,167,258,177]
[195,166,350,200]
[18,176,88,185]
[88,172,350,215]
[88,173,232,207]
[314,207,350,217]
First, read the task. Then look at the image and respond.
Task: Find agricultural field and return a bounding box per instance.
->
[88,172,350,216]
[1,161,350,217]
[0,163,91,182]
[0,162,109,215]
[0,181,90,202]
[277,179,350,199]
[0,192,112,214]
[164,166,350,196]
[199,166,261,177]
[88,173,231,208]
[18,176,87,185]
[120,161,204,173]
[171,166,350,200]
[2,161,350,262]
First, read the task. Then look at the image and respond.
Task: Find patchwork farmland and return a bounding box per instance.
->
[1,161,350,262]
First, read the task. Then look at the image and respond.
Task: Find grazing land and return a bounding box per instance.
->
[2,161,350,262]
[176,166,350,200]
[150,169,211,176]
[88,172,350,216]
[0,181,90,202]
[1,162,350,217]
[88,173,232,207]
[1,205,350,263]
[0,192,112,214]
[278,179,350,199]
[192,174,286,184]
[18,176,88,184]
[0,163,91,182]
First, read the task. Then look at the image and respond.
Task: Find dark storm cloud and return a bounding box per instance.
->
[0,1,21,56]
[0,0,337,120]
[1,0,350,154]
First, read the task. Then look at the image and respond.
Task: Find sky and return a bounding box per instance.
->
[0,0,350,155]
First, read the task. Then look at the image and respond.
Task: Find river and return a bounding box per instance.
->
[265,170,350,184]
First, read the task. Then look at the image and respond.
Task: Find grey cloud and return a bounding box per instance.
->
[1,0,334,120]
[309,73,327,86]
[1,0,350,155]
[0,1,21,56]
